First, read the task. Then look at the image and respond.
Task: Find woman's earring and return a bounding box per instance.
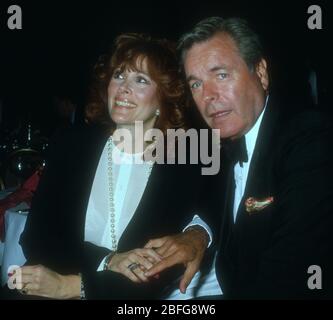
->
[155,109,160,116]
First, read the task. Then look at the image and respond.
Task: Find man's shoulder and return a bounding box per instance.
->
[264,93,332,137]
[283,108,332,131]
[272,107,333,144]
[270,108,333,167]
[255,104,332,170]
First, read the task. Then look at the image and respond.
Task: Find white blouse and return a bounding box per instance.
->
[84,138,222,299]
[84,139,153,249]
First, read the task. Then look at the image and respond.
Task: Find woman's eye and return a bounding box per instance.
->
[113,70,125,79]
[136,76,149,84]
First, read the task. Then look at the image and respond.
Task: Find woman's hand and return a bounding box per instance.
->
[10,265,80,299]
[108,248,162,283]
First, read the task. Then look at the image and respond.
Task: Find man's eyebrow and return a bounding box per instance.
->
[210,65,228,72]
[186,65,229,82]
[186,75,198,82]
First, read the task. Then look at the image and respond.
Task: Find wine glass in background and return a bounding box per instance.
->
[1,121,47,189]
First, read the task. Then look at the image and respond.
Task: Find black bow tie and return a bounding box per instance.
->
[222,136,248,167]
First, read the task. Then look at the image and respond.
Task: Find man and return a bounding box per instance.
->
[146,17,333,299]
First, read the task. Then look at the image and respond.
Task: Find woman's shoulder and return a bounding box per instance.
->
[49,123,107,146]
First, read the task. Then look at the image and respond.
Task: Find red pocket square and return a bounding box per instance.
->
[245,196,274,214]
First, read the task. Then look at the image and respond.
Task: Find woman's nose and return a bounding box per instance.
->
[119,80,132,94]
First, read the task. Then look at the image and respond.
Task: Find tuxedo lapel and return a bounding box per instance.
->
[215,155,236,290]
[243,98,280,203]
[217,98,281,292]
[218,159,235,249]
[231,98,281,263]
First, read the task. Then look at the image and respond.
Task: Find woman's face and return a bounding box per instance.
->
[107,58,160,125]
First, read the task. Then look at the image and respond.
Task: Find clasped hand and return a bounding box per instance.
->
[108,228,207,291]
[8,228,208,298]
[106,248,162,283]
[143,228,209,293]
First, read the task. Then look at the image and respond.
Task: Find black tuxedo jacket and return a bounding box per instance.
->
[216,97,333,299]
[20,124,217,299]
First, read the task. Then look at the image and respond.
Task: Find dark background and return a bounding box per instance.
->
[0,0,331,137]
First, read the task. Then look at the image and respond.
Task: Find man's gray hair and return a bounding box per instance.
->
[178,17,264,72]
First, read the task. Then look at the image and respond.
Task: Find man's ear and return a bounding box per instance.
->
[256,58,269,91]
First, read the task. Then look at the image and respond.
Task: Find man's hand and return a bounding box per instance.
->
[144,226,209,293]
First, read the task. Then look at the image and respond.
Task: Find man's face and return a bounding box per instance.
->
[184,33,269,139]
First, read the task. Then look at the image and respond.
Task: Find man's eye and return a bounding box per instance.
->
[190,81,201,90]
[217,73,228,80]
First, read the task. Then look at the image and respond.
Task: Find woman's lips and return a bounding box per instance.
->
[114,100,137,108]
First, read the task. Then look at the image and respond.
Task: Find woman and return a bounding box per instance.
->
[11,33,220,299]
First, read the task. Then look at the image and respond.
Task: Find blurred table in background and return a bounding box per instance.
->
[1,200,28,287]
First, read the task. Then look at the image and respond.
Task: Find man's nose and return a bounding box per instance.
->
[202,82,218,103]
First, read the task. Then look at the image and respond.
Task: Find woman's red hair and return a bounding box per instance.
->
[85,33,188,134]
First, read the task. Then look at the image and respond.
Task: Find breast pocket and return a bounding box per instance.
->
[236,200,276,257]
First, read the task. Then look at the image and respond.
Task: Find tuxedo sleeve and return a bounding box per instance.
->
[247,112,333,299]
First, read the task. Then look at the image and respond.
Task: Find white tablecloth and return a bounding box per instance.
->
[1,203,28,286]
[0,241,4,267]
[0,190,11,268]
